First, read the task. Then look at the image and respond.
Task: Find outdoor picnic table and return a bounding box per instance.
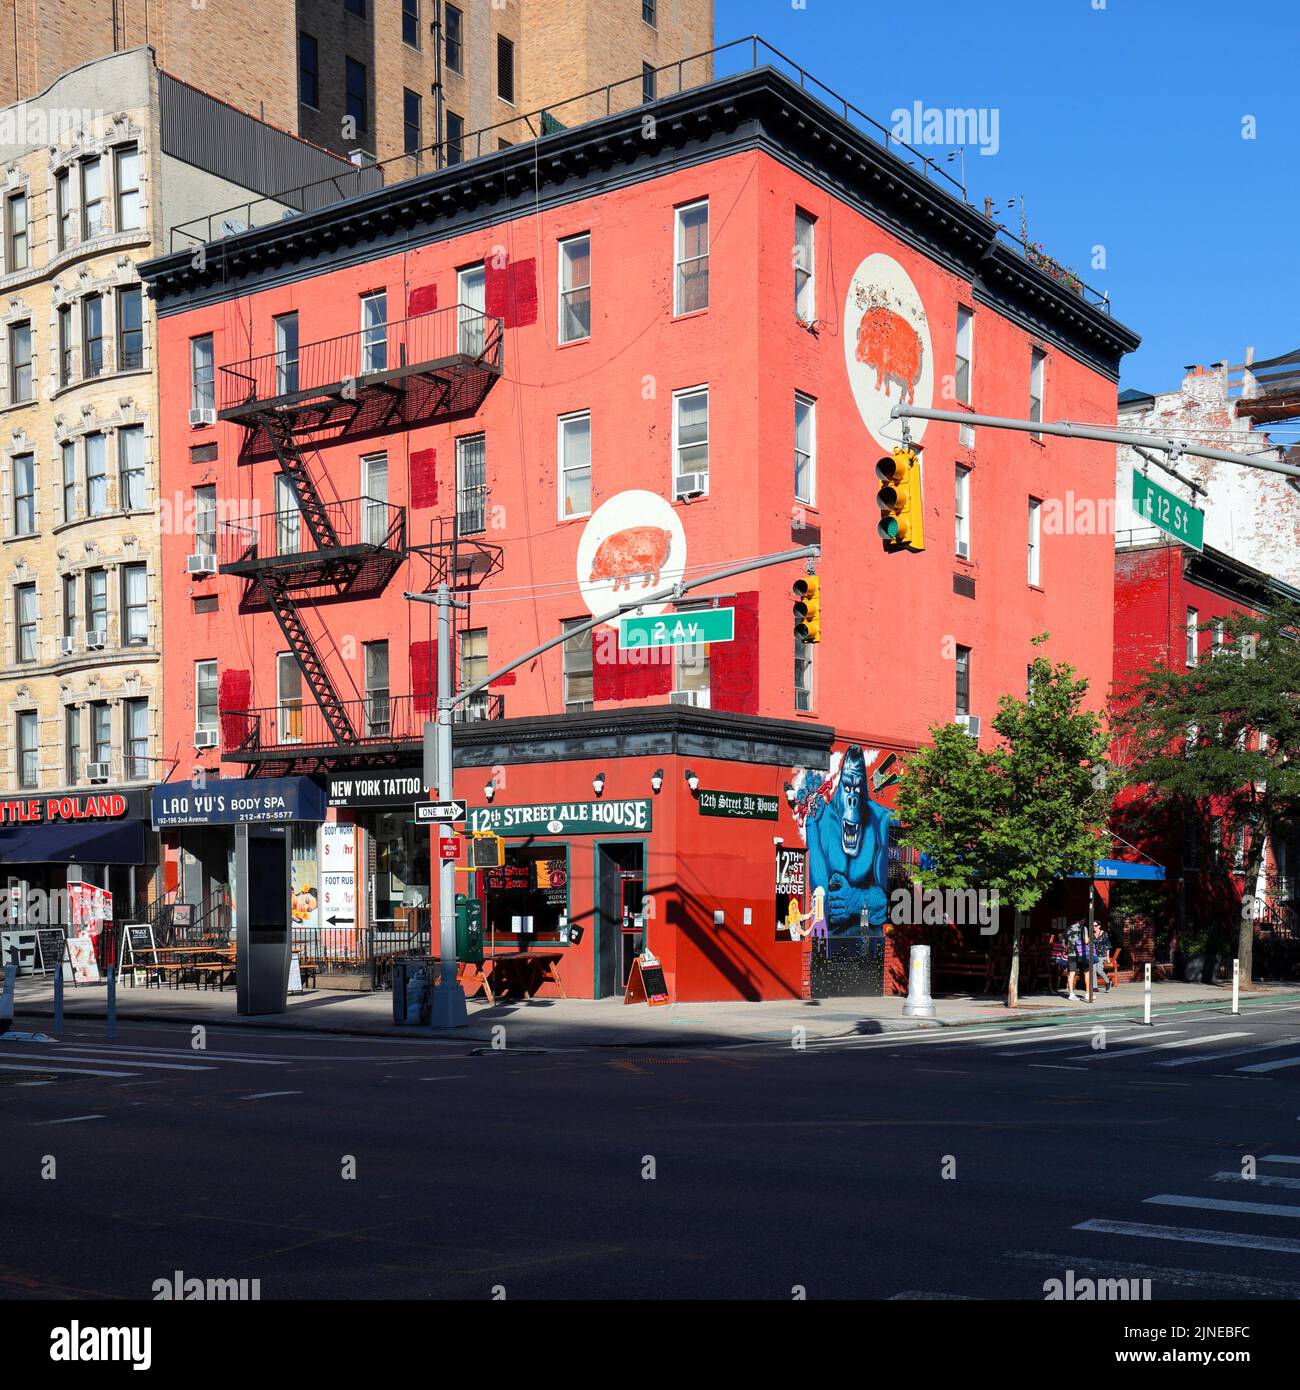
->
[455,949,567,1004]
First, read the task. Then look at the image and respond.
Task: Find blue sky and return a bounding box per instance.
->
[715,0,1297,393]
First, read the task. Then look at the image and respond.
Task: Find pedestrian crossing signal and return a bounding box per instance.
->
[876,448,925,552]
[792,576,822,643]
[469,832,504,868]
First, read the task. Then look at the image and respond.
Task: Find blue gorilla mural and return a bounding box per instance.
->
[804,745,893,936]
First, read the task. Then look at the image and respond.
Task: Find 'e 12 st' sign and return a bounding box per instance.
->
[1132,472,1204,552]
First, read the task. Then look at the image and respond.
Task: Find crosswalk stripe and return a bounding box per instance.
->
[0,1061,135,1078]
[59,1043,290,1065]
[1159,1037,1300,1067]
[1261,1154,1300,1165]
[1213,1171,1300,1190]
[1238,1053,1300,1074]
[1073,1218,1300,1255]
[997,1029,1186,1057]
[1083,1032,1250,1060]
[1145,1194,1300,1220]
[0,1049,215,1072]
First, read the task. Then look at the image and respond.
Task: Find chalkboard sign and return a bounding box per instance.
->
[624,954,670,1006]
[36,929,67,977]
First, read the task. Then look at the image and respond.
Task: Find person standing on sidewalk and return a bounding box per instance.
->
[1066,918,1091,1001]
[1092,923,1114,991]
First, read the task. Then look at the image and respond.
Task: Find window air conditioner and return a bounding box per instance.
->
[87,761,110,782]
[84,630,106,650]
[194,728,219,749]
[188,407,216,427]
[954,714,981,737]
[186,553,216,575]
[673,472,707,500]
[60,635,76,656]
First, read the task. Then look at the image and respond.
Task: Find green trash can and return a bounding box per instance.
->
[455,894,483,965]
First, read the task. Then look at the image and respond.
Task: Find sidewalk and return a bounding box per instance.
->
[10,975,1296,1048]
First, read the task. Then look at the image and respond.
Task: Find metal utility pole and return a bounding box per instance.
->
[404,543,819,1027]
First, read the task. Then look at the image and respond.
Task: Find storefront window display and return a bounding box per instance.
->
[478,844,570,947]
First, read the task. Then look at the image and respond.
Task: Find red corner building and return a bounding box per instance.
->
[141,63,1138,1001]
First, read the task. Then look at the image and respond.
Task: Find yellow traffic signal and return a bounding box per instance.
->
[876,448,925,552]
[469,831,505,869]
[792,575,822,643]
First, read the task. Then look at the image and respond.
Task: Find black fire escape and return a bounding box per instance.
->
[216,304,504,771]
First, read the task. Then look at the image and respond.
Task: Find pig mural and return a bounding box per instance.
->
[855,306,924,405]
[589,525,673,592]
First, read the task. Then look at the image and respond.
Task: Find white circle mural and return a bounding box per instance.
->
[843,251,933,449]
[576,489,687,627]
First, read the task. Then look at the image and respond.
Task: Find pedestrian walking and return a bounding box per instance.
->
[1092,923,1113,991]
[1065,918,1090,1001]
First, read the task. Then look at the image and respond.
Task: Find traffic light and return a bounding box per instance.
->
[876,448,925,552]
[792,575,822,643]
[469,831,504,869]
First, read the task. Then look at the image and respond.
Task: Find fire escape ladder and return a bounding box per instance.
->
[257,410,342,551]
[257,572,357,744]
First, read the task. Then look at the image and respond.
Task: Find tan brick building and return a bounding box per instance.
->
[0,1,713,170]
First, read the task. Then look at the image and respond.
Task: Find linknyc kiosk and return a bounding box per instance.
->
[234,822,291,1015]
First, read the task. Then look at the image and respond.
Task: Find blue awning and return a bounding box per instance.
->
[1069,858,1166,882]
[0,820,146,866]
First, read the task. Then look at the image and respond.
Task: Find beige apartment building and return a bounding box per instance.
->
[0,46,352,926]
[0,1,713,171]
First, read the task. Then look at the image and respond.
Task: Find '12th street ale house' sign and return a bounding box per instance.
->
[696,790,780,820]
[467,800,653,836]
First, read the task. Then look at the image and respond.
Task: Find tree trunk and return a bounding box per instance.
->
[1006,916,1022,1009]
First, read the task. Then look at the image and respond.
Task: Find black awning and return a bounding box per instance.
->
[0,820,147,866]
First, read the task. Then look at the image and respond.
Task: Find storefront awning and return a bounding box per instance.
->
[1069,858,1166,882]
[0,819,146,866]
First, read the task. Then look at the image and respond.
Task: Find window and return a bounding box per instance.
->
[16,711,37,788]
[114,145,141,231]
[795,210,815,321]
[674,200,709,314]
[117,285,143,370]
[360,290,387,373]
[62,573,76,640]
[80,158,103,238]
[403,88,421,155]
[457,264,485,355]
[274,312,298,395]
[6,191,27,272]
[955,305,973,405]
[278,653,303,743]
[12,451,34,534]
[9,321,32,402]
[361,451,388,544]
[794,392,815,504]
[455,433,486,536]
[458,628,489,721]
[86,567,107,638]
[82,295,103,377]
[1029,347,1045,437]
[190,334,214,413]
[124,698,148,779]
[57,304,73,387]
[344,0,365,16]
[445,110,464,165]
[90,701,111,768]
[61,440,76,521]
[955,645,971,717]
[345,57,368,133]
[121,562,147,645]
[641,63,656,103]
[15,583,36,662]
[673,609,710,707]
[118,424,145,512]
[65,707,81,783]
[1186,607,1199,667]
[298,32,319,108]
[562,618,593,712]
[497,35,515,104]
[195,660,218,734]
[1027,497,1041,585]
[275,473,301,555]
[364,640,390,736]
[1213,619,1226,653]
[444,5,463,72]
[672,386,709,492]
[558,233,591,343]
[402,0,419,47]
[55,170,71,251]
[795,635,814,713]
[558,411,591,518]
[643,0,657,26]
[955,465,971,559]
[85,433,107,517]
[194,485,217,560]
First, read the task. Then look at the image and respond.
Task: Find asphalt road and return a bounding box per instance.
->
[3,997,1300,1301]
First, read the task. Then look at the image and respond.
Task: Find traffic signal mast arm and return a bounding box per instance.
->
[889,404,1300,480]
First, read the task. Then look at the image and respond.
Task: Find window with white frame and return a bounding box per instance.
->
[55,170,71,251]
[672,606,710,706]
[85,567,107,639]
[558,234,591,343]
[458,627,489,721]
[11,452,35,535]
[89,700,110,768]
[190,334,214,413]
[118,285,143,370]
[955,645,971,717]
[361,451,388,545]
[955,465,971,559]
[274,312,299,395]
[16,710,38,787]
[121,562,147,645]
[80,157,103,239]
[193,485,217,560]
[674,200,708,315]
[62,573,76,641]
[118,424,145,512]
[61,440,76,521]
[6,191,28,272]
[672,386,708,494]
[124,698,149,779]
[558,411,591,518]
[65,706,81,782]
[561,618,593,712]
[195,660,219,734]
[15,583,36,662]
[360,290,387,373]
[457,264,486,355]
[794,209,815,321]
[278,652,303,743]
[1027,497,1041,585]
[1186,607,1199,667]
[455,433,486,535]
[57,304,73,387]
[115,145,141,231]
[364,639,390,736]
[9,321,32,402]
[82,295,103,377]
[955,305,973,405]
[1029,347,1045,436]
[794,392,815,504]
[794,634,814,712]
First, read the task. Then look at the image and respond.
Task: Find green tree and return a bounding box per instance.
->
[895,641,1110,1006]
[1112,605,1300,985]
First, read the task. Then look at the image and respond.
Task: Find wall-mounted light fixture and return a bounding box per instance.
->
[650,767,664,795]
[783,781,797,808]
[684,768,700,796]
[592,770,606,798]
[484,779,497,803]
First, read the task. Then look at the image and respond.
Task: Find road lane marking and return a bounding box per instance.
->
[1083,1032,1250,1060]
[1238,1053,1300,1074]
[0,1049,215,1072]
[58,1044,291,1065]
[0,1061,135,1078]
[238,1090,302,1100]
[1010,1248,1300,1297]
[991,1027,1175,1050]
[1144,1194,1300,1220]
[1213,1171,1300,1190]
[1159,1037,1300,1067]
[1028,1064,1088,1071]
[1073,1218,1300,1254]
[999,1029,1188,1057]
[1261,1154,1300,1164]
[32,1114,107,1125]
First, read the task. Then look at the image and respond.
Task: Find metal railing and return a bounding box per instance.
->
[221,691,504,756]
[218,496,405,569]
[218,305,503,415]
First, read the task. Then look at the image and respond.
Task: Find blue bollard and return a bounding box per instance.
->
[53,962,63,1039]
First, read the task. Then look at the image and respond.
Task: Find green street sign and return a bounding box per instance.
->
[697,789,779,820]
[1132,471,1204,551]
[619,608,735,648]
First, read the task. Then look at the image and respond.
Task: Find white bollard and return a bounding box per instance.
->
[1232,958,1240,1016]
[902,943,936,1019]
[1143,961,1152,1027]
